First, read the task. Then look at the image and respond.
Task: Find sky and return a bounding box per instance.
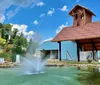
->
[0,0,100,42]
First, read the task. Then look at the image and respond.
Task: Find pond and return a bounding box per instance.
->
[0,67,83,85]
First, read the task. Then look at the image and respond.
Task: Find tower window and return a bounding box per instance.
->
[81,13,84,19]
[74,14,78,19]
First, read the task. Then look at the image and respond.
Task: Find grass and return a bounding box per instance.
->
[47,59,100,65]
[78,67,100,85]
[0,62,16,68]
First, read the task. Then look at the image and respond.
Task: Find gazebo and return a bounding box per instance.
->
[52,5,100,62]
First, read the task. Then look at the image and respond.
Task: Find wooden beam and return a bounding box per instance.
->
[80,42,100,44]
[76,40,80,62]
[58,41,61,61]
[78,41,82,51]
[91,39,97,52]
[91,39,95,60]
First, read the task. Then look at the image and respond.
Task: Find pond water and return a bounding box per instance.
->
[0,67,83,85]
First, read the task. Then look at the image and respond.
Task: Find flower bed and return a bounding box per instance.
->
[0,62,16,68]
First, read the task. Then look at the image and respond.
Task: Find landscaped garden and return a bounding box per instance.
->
[0,23,27,63]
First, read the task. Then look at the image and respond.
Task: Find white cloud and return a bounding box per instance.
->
[60,5,68,12]
[36,1,44,6]
[42,38,53,43]
[7,11,16,19]
[12,0,40,7]
[6,7,21,19]
[28,31,35,36]
[40,13,45,18]
[0,0,40,13]
[11,24,28,36]
[0,0,40,19]
[0,0,12,14]
[0,14,5,23]
[47,8,55,16]
[56,22,68,34]
[11,23,38,42]
[33,20,39,25]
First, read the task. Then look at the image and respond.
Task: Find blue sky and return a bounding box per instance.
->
[0,0,100,42]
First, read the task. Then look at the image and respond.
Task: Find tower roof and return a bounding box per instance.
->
[69,4,96,16]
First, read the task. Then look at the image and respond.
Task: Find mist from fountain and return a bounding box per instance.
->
[20,39,47,75]
[21,56,47,75]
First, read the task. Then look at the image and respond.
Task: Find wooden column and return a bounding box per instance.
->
[92,49,95,60]
[92,43,95,60]
[76,40,80,62]
[58,41,61,61]
[91,39,95,60]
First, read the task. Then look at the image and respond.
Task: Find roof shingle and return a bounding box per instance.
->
[52,22,100,42]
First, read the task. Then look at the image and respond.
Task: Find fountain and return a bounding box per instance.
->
[21,56,46,75]
[20,39,47,75]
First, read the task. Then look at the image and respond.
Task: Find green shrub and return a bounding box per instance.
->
[0,51,12,61]
[11,53,16,62]
[78,68,100,85]
[87,58,92,63]
[12,33,28,55]
[0,38,6,48]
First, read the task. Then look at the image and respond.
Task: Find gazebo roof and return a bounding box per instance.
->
[52,22,100,42]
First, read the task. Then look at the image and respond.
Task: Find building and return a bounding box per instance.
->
[39,40,77,60]
[39,41,58,59]
[52,5,100,61]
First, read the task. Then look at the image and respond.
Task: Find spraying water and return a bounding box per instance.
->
[21,56,47,74]
[20,39,47,75]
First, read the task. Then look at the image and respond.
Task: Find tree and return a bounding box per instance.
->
[3,24,12,42]
[0,38,6,48]
[13,28,18,39]
[8,28,18,44]
[0,24,13,42]
[12,33,28,55]
[0,23,4,38]
[0,23,3,28]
